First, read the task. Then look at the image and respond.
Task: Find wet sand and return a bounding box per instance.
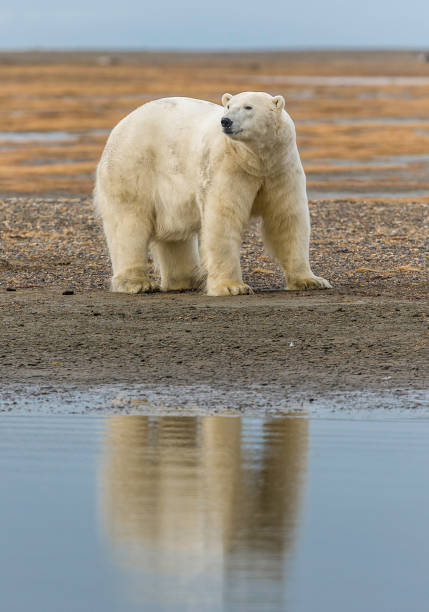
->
[1,286,427,412]
[0,51,428,411]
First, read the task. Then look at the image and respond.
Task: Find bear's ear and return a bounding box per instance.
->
[272,95,285,111]
[222,93,233,107]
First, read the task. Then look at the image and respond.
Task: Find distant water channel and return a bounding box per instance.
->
[1,415,429,612]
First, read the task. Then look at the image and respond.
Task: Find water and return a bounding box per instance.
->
[0,129,109,143]
[249,75,429,87]
[0,131,78,142]
[1,415,429,612]
[298,117,429,125]
[306,154,429,167]
[308,189,429,199]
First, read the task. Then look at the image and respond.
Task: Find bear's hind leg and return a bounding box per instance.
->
[152,236,202,291]
[103,210,158,294]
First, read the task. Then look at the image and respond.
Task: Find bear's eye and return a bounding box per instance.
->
[244,105,253,110]
[227,105,230,110]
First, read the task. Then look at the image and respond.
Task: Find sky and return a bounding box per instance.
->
[1,0,428,50]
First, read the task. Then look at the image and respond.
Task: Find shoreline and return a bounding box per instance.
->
[1,382,428,416]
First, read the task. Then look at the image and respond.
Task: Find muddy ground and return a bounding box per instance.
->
[0,51,428,411]
[0,287,427,411]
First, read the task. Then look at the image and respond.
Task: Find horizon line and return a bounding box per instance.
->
[0,45,428,53]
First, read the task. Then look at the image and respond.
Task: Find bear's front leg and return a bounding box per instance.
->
[262,192,332,291]
[201,172,260,296]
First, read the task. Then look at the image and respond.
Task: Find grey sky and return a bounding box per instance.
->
[1,0,428,49]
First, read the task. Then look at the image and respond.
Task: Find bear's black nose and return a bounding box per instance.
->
[221,117,233,129]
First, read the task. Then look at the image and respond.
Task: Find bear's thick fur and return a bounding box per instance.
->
[94,92,331,295]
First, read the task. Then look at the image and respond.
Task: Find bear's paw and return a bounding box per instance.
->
[207,281,254,297]
[112,274,159,294]
[287,275,332,291]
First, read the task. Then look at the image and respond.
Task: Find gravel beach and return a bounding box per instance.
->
[1,196,427,412]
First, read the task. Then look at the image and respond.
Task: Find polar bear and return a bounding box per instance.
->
[94,92,331,295]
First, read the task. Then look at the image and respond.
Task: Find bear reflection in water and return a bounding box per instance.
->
[99,416,308,609]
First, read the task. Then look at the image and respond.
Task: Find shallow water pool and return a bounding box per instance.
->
[1,415,428,612]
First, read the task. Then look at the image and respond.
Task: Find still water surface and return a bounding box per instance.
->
[1,415,428,612]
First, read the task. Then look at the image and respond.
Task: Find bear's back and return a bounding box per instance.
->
[101,97,223,171]
[114,97,222,140]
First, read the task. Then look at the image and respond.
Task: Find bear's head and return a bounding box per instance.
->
[220,91,286,143]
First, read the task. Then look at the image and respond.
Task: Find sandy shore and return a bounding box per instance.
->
[1,286,427,413]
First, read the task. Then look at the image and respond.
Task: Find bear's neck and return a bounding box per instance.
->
[226,137,293,178]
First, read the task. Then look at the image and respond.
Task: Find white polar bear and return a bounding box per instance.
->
[94,92,331,295]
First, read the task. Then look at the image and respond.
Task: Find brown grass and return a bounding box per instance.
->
[1,50,429,198]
